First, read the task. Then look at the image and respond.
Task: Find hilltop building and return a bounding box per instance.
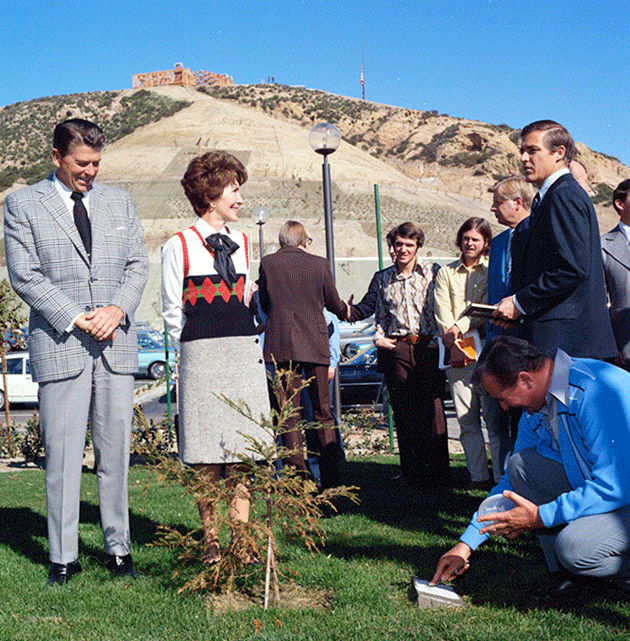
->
[132,62,233,88]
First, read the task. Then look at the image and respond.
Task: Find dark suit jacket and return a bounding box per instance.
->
[258,246,347,365]
[602,224,630,361]
[512,173,615,358]
[348,268,389,322]
[487,228,515,342]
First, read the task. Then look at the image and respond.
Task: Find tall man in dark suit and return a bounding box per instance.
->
[4,119,148,585]
[602,179,630,369]
[258,220,348,488]
[492,120,616,359]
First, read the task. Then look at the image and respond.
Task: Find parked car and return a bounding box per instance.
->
[338,335,451,407]
[137,330,176,379]
[339,318,375,359]
[339,341,383,405]
[0,352,38,409]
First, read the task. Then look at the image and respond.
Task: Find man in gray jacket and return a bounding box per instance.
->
[602,178,630,369]
[4,119,148,585]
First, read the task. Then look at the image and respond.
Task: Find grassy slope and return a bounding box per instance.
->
[0,456,629,640]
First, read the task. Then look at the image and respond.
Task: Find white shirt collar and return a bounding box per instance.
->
[537,167,571,203]
[194,217,232,239]
[53,173,91,215]
[618,220,630,244]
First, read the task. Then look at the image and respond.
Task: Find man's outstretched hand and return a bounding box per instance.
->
[429,542,472,585]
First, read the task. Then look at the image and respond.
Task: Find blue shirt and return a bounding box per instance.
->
[486,228,513,341]
[460,352,630,550]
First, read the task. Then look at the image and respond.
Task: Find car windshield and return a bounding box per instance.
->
[138,335,162,349]
[5,357,24,375]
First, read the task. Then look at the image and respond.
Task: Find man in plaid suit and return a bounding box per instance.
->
[4,119,148,585]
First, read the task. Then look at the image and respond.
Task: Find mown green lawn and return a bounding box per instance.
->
[0,455,629,641]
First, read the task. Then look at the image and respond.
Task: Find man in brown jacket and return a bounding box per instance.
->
[258,220,348,488]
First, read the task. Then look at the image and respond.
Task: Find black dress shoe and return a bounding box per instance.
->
[105,554,138,579]
[47,560,82,586]
[468,479,494,492]
[536,570,598,606]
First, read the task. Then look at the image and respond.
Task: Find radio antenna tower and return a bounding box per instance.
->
[360,27,365,100]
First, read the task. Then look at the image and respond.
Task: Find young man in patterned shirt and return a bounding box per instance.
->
[349,222,449,488]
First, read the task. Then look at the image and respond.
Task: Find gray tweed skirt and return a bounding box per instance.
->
[178,335,271,464]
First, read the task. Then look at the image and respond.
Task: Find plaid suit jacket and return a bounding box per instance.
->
[3,175,149,383]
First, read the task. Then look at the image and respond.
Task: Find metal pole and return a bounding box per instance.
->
[322,154,341,418]
[258,223,265,259]
[160,246,174,442]
[374,184,384,270]
[163,318,173,441]
[322,155,336,280]
[373,184,395,454]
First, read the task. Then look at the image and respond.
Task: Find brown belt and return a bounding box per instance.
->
[396,334,431,346]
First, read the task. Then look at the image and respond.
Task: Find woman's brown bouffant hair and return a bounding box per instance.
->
[181,151,248,217]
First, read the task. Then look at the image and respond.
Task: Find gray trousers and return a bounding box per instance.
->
[482,396,518,483]
[39,354,134,564]
[446,363,490,482]
[509,447,630,590]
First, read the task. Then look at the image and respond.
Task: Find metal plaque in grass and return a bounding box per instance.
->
[412,576,464,608]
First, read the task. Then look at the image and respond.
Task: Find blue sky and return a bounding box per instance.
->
[3,0,629,166]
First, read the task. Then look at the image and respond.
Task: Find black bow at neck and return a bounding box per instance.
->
[205,232,239,288]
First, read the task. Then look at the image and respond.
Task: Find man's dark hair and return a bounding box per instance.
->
[521,120,576,165]
[385,227,397,247]
[455,217,492,256]
[472,336,546,392]
[613,178,630,215]
[53,119,105,156]
[390,221,425,248]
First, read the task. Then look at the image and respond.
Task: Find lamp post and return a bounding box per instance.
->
[309,122,342,420]
[308,122,341,278]
[251,206,270,260]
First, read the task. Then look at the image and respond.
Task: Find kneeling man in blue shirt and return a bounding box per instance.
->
[431,336,630,602]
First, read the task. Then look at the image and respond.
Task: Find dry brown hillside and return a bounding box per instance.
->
[1,84,628,323]
[202,84,628,227]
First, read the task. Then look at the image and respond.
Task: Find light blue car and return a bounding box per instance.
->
[137,330,176,379]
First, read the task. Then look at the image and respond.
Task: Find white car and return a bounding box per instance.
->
[0,353,39,409]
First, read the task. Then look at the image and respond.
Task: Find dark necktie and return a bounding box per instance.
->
[205,233,239,288]
[505,228,513,288]
[531,192,541,218]
[70,192,92,257]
